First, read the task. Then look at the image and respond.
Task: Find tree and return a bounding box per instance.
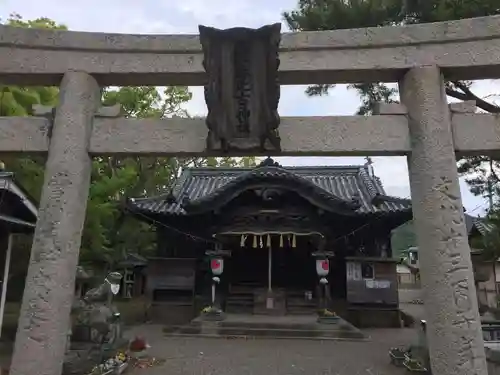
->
[2,14,257,270]
[80,86,193,267]
[84,86,257,267]
[0,15,66,199]
[284,0,500,198]
[0,15,67,292]
[0,14,64,119]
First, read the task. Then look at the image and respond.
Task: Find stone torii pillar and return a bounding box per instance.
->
[9,72,100,375]
[399,66,487,375]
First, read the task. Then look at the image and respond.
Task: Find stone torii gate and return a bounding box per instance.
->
[1,15,500,375]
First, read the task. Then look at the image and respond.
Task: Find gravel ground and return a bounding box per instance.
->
[126,325,416,375]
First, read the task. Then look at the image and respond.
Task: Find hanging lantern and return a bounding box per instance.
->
[211,257,224,275]
[316,258,330,277]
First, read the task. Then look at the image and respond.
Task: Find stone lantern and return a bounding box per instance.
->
[210,257,224,305]
[312,251,334,311]
[204,248,231,320]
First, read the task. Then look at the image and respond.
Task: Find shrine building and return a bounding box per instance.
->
[127,158,413,327]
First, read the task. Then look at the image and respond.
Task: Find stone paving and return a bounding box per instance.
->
[126,325,416,375]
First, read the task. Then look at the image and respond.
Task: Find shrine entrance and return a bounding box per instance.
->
[230,247,268,287]
[227,234,317,291]
[217,231,324,315]
[271,238,316,290]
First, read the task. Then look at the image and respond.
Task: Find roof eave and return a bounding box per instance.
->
[0,174,38,221]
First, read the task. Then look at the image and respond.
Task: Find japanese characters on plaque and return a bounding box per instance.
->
[199,23,281,153]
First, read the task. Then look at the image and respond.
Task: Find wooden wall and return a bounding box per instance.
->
[345,257,398,305]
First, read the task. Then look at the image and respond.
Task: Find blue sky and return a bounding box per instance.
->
[2,0,498,214]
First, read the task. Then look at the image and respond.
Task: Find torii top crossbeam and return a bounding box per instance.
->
[1,15,500,86]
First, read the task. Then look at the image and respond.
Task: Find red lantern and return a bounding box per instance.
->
[211,258,224,275]
[316,259,329,277]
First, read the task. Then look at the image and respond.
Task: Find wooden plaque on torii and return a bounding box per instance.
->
[199,23,281,153]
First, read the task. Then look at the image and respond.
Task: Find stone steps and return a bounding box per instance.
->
[165,325,366,340]
[164,314,367,341]
[226,289,254,314]
[287,307,317,315]
[226,301,254,314]
[286,292,318,315]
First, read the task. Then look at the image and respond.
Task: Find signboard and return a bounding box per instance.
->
[346,262,362,281]
[365,279,391,289]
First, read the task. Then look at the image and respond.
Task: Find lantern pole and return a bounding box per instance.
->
[211,279,216,305]
[268,245,272,292]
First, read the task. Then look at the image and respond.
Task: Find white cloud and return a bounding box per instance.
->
[1,0,496,213]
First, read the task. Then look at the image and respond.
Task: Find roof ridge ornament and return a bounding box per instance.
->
[165,190,177,204]
[258,157,282,168]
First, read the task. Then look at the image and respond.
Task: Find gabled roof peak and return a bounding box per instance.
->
[179,165,363,215]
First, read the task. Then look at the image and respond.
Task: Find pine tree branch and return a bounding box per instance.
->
[445,81,500,114]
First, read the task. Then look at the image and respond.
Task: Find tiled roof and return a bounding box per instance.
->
[128,159,411,217]
[117,253,148,267]
[0,171,38,230]
[465,214,494,236]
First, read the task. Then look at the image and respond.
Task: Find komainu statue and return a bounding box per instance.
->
[75,271,123,345]
[63,272,125,375]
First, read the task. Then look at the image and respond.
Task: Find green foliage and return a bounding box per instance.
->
[0,15,63,199]
[284,0,401,31]
[5,13,68,29]
[0,14,63,117]
[80,85,194,266]
[351,83,398,115]
[390,221,417,258]
[78,87,257,267]
[284,0,500,32]
[1,15,257,270]
[284,0,500,112]
[284,0,500,200]
[475,208,500,261]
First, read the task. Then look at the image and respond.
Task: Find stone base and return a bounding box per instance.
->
[64,334,129,375]
[317,316,340,324]
[148,302,195,325]
[71,325,92,342]
[253,289,286,315]
[167,313,366,340]
[347,306,401,328]
[201,311,226,321]
[63,345,101,375]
